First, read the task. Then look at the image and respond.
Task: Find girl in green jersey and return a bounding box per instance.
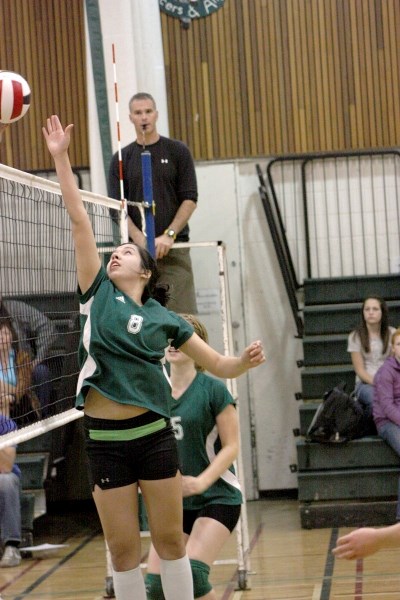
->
[146,315,243,599]
[43,116,265,600]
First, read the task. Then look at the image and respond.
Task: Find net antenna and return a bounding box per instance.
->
[216,242,251,590]
[112,43,128,244]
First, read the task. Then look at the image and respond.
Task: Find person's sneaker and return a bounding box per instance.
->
[0,546,21,567]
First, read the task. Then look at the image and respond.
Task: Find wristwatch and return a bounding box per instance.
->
[164,228,177,240]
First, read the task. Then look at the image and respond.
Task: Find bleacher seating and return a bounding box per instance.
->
[297,274,400,528]
[2,292,80,545]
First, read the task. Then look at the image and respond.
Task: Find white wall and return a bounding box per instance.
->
[190,161,302,496]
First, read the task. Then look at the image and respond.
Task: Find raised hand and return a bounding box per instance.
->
[241,340,266,369]
[42,115,74,158]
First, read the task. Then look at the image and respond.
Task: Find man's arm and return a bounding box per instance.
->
[127,216,147,247]
[155,199,197,259]
[26,307,56,364]
[333,524,400,559]
[165,199,197,238]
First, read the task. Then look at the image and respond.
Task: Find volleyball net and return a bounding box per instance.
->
[0,164,118,448]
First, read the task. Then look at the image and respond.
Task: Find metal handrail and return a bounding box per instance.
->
[256,164,304,338]
[266,148,400,279]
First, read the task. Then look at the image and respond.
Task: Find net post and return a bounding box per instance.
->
[217,242,251,590]
[141,150,156,258]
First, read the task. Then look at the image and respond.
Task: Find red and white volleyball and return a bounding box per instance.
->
[0,71,31,124]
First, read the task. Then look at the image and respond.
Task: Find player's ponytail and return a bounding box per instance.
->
[149,282,170,307]
[137,246,170,307]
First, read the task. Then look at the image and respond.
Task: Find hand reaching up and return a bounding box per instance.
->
[42,115,74,158]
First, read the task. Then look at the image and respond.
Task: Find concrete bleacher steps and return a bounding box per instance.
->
[18,453,49,518]
[299,466,399,502]
[297,437,400,470]
[303,333,349,366]
[299,402,320,435]
[301,364,355,400]
[303,301,400,336]
[18,432,54,546]
[297,273,400,528]
[298,438,400,513]
[300,500,397,529]
[303,274,400,306]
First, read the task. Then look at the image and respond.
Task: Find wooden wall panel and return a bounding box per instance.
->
[1,0,399,168]
[161,0,400,159]
[0,0,87,171]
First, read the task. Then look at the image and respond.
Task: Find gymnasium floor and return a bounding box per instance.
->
[0,498,399,599]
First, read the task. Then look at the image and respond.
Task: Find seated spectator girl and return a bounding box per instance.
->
[0,312,40,422]
[347,296,396,419]
[0,297,55,416]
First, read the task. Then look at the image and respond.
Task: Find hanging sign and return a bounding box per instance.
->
[159,0,225,21]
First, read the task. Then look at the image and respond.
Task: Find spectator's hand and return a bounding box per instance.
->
[240,341,265,370]
[42,115,74,158]
[181,475,206,497]
[155,234,174,260]
[332,528,383,559]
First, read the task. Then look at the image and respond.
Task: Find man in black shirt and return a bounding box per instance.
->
[108,93,198,313]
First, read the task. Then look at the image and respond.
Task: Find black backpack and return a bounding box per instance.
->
[306,382,367,443]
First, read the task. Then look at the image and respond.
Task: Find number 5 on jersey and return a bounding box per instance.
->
[171,416,183,440]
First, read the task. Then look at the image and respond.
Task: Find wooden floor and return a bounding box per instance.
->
[0,498,399,599]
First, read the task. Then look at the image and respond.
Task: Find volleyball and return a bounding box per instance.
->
[0,71,31,124]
